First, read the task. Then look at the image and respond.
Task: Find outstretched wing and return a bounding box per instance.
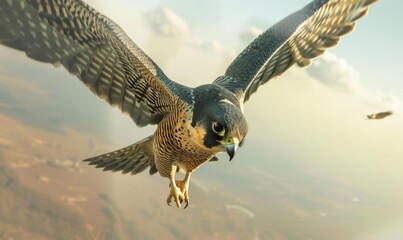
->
[0,0,193,127]
[214,0,377,102]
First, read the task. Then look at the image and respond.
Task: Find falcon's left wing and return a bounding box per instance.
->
[214,0,377,102]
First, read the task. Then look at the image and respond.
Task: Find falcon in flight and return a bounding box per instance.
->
[0,0,377,208]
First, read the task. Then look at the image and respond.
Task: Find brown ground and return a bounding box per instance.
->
[0,113,261,240]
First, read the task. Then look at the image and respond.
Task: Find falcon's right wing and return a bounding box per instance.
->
[0,0,194,127]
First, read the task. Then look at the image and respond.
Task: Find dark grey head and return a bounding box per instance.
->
[192,84,248,160]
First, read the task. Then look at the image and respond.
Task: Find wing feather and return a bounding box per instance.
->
[215,0,377,102]
[0,0,193,126]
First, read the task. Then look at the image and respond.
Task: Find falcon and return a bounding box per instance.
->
[0,0,378,208]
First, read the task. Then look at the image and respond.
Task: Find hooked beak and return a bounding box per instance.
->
[223,137,239,161]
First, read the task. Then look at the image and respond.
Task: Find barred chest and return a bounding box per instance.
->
[154,103,220,168]
[172,112,217,162]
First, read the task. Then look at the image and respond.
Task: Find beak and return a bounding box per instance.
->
[223,137,239,161]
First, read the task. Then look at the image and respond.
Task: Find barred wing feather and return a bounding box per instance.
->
[215,0,377,102]
[0,0,193,126]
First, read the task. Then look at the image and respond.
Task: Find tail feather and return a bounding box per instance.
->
[84,135,157,175]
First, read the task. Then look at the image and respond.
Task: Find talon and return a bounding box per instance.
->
[166,184,184,208]
[183,199,189,209]
[166,196,172,206]
[166,170,191,209]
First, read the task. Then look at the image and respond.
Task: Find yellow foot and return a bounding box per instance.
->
[166,170,191,209]
[166,180,190,209]
[175,180,190,209]
[166,183,185,208]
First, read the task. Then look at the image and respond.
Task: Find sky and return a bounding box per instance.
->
[1,0,403,239]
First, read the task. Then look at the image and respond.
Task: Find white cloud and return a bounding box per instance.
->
[193,39,236,58]
[144,7,189,39]
[138,6,237,83]
[365,91,403,112]
[144,6,235,57]
[306,52,403,112]
[196,39,226,53]
[306,52,362,94]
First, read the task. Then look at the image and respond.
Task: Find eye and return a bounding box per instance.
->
[212,122,225,136]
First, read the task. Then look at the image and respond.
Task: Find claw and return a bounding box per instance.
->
[183,199,189,209]
[166,196,172,206]
[166,170,191,209]
[174,179,190,209]
[166,185,184,208]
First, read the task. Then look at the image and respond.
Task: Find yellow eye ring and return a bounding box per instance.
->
[212,122,225,136]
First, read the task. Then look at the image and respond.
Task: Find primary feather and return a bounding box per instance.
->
[215,0,377,102]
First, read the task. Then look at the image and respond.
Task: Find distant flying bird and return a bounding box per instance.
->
[367,111,393,120]
[0,0,377,208]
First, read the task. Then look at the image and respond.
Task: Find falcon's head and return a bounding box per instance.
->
[192,97,248,160]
